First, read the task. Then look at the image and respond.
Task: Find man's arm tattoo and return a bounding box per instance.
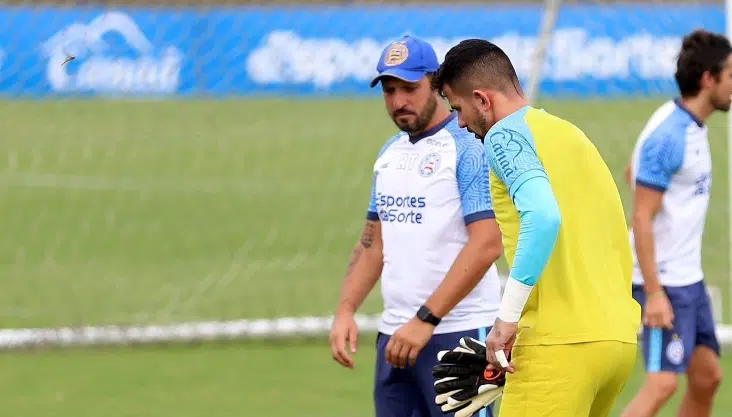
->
[361,222,375,248]
[344,244,363,276]
[344,222,375,276]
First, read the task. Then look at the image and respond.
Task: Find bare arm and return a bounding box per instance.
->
[632,185,664,294]
[344,241,364,277]
[423,218,503,318]
[628,131,684,329]
[330,219,384,368]
[336,220,384,315]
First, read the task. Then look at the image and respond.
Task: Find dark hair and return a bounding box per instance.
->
[431,39,522,96]
[676,29,732,97]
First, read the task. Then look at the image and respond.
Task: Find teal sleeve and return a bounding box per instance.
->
[486,128,547,200]
[509,176,561,285]
[485,109,561,286]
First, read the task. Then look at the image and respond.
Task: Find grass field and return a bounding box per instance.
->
[0,98,730,416]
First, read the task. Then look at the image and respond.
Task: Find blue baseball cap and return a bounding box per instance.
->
[369,35,440,88]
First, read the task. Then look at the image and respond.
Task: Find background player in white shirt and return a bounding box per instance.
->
[328,35,503,417]
[622,29,732,417]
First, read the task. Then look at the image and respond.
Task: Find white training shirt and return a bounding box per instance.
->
[629,99,711,287]
[367,112,501,335]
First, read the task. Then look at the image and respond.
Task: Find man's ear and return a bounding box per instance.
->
[700,70,718,89]
[472,90,491,110]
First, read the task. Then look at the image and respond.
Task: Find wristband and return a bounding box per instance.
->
[498,277,533,323]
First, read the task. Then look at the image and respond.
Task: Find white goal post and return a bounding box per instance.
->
[525,0,562,105]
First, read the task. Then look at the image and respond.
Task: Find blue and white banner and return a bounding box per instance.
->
[0,5,724,98]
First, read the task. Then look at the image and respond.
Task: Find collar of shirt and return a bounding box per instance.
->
[409,111,457,144]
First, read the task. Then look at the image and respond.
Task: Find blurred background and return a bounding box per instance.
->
[0,0,730,416]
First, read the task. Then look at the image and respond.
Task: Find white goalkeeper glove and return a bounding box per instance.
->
[432,337,506,417]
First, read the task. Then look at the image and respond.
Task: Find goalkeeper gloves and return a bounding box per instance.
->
[432,337,506,417]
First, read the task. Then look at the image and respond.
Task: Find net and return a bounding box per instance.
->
[0,0,730,349]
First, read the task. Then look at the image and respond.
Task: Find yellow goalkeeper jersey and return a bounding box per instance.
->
[488,106,641,346]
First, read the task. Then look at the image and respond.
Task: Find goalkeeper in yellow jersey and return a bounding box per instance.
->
[431,39,642,417]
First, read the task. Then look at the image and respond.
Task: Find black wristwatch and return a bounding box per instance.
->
[416,305,441,326]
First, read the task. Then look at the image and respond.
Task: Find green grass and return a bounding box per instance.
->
[0,338,730,417]
[0,98,729,416]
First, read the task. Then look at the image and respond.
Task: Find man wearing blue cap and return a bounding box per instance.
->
[329,35,504,417]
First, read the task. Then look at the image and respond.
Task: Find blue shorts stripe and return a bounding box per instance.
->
[648,328,663,372]
[478,326,487,417]
[633,282,720,374]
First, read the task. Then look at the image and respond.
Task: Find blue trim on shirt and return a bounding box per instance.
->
[448,119,494,221]
[635,108,687,191]
[366,211,380,221]
[409,111,457,143]
[673,98,704,128]
[635,179,667,193]
[366,134,403,218]
[464,210,495,225]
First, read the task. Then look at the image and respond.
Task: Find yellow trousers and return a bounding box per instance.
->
[498,341,637,417]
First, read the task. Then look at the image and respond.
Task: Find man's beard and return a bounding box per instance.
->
[392,96,438,134]
[712,94,732,112]
[475,111,490,141]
